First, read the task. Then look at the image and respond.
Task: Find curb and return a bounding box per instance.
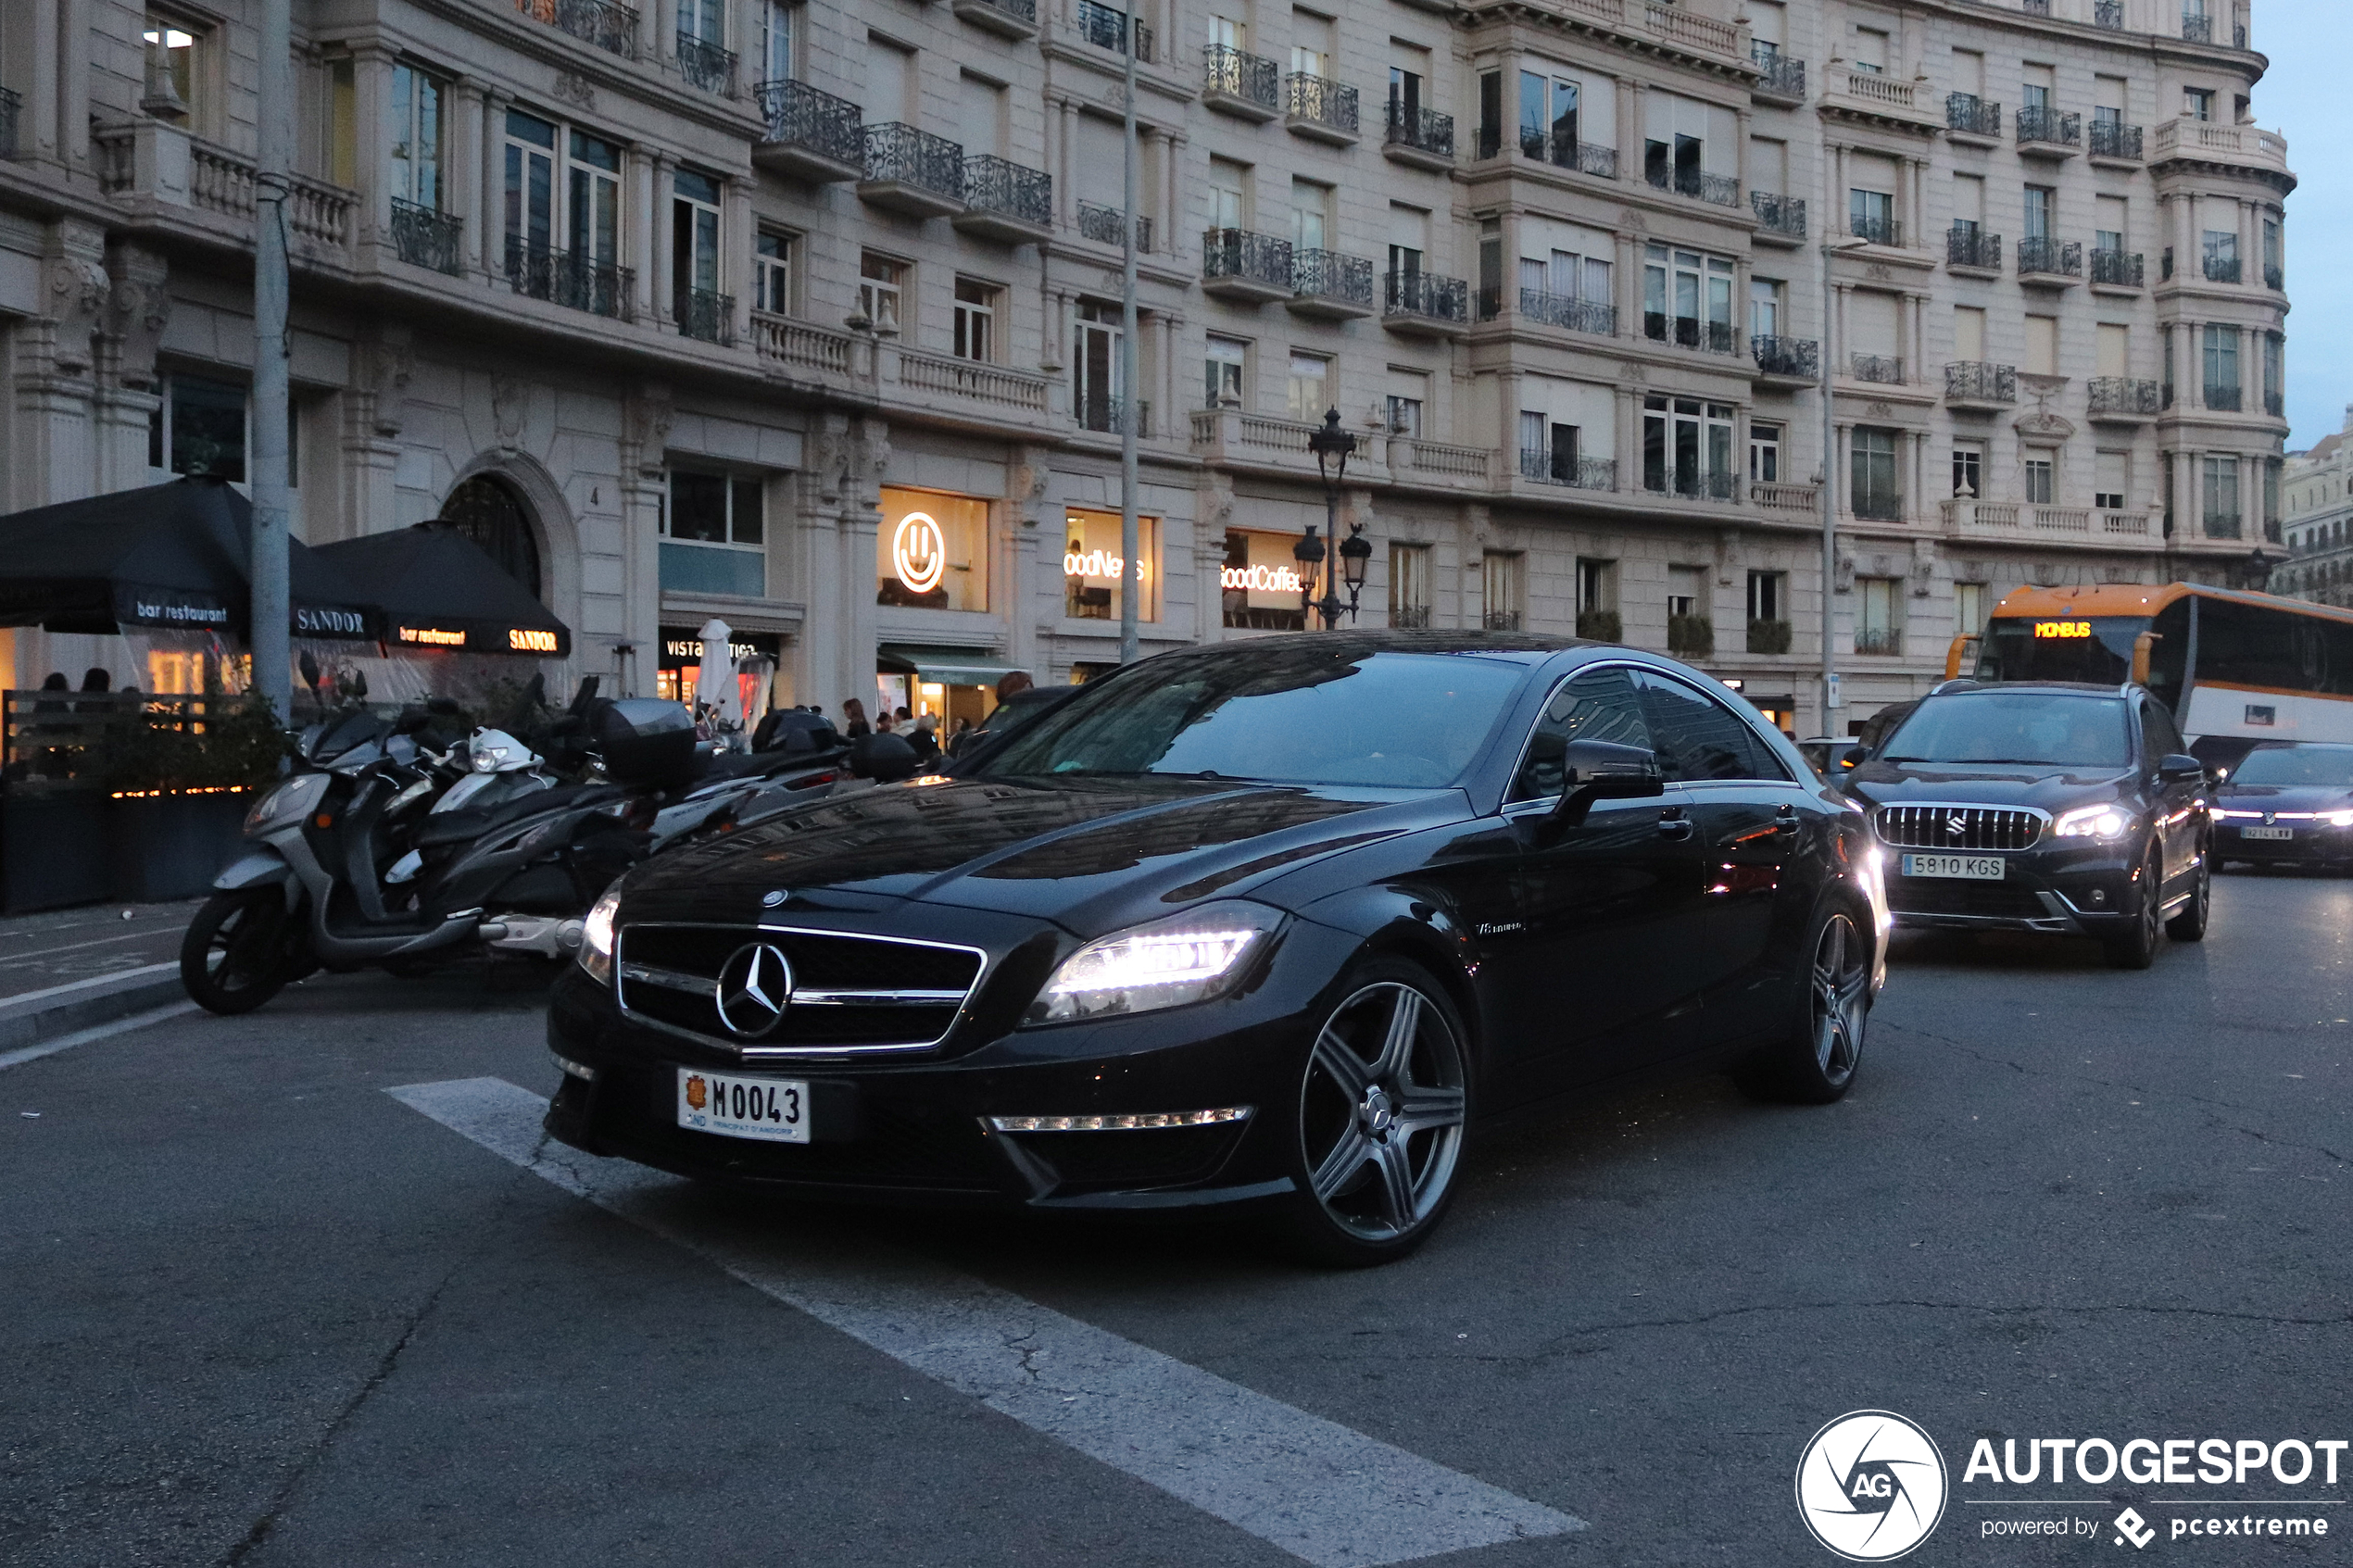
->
[0,963,182,1055]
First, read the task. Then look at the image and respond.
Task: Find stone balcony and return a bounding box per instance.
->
[1941,498,2158,545]
[92,119,356,261]
[2150,117,2292,187]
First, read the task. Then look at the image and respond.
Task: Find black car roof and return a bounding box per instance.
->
[1147,629,1584,663]
[1927,679,2129,697]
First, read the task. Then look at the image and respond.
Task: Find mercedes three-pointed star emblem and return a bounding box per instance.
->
[713,943,794,1037]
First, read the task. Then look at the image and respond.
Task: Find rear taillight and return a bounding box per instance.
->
[786,771,837,791]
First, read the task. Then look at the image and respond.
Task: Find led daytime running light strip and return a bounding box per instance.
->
[988,1107,1253,1134]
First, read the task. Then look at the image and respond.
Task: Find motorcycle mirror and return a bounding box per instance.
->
[350,670,368,700]
[299,649,321,691]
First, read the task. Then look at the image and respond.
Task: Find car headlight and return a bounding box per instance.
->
[2329,811,2353,829]
[1024,900,1282,1025]
[2054,803,2133,839]
[578,886,622,985]
[244,771,328,834]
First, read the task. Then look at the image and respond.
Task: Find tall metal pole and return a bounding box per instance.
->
[249,0,294,718]
[1818,242,1838,736]
[1117,5,1141,665]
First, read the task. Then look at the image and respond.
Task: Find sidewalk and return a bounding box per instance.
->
[0,899,199,1053]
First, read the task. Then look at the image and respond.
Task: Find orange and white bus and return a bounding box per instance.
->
[1960,583,2353,751]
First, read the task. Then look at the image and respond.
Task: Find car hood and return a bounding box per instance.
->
[1843,760,2136,812]
[621,774,1466,935]
[2215,783,2353,814]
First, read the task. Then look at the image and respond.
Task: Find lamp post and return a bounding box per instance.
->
[1818,232,1872,734]
[1303,408,1362,629]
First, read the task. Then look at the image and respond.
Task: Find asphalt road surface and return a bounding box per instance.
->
[3,869,2348,1568]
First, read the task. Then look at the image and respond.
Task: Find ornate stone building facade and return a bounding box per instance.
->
[2278,408,2353,609]
[0,0,2293,732]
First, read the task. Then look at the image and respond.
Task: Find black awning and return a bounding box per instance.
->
[312,523,572,658]
[0,477,377,639]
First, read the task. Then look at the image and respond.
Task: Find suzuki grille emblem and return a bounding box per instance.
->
[1946,814,1969,837]
[713,943,794,1037]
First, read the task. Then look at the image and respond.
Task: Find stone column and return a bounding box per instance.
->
[57,0,89,169]
[1162,132,1186,258]
[450,78,486,276]
[96,241,170,497]
[482,89,510,285]
[1616,231,1641,340]
[649,153,678,327]
[351,42,397,252]
[1616,383,1641,492]
[1053,98,1076,228]
[24,0,62,169]
[619,382,675,697]
[1735,107,1753,199]
[724,175,755,342]
[14,219,109,508]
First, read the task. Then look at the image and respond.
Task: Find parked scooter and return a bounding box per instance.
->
[179,698,697,1014]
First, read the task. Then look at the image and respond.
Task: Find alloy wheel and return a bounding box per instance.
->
[1810,913,1869,1087]
[1298,980,1466,1242]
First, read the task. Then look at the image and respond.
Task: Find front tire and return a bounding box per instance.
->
[1277,959,1469,1268]
[2165,840,2211,941]
[1734,904,1869,1105]
[179,887,300,1015]
[2104,844,2163,970]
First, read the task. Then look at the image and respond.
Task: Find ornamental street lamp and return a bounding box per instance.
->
[1304,408,1363,629]
[1338,523,1373,621]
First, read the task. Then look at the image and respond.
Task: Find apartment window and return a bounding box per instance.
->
[2184,87,2215,122]
[1286,352,1330,422]
[1956,582,1985,635]
[2204,455,2242,535]
[2203,228,2239,281]
[1478,215,1504,316]
[2263,332,2283,411]
[2024,450,2057,505]
[679,0,724,44]
[1524,245,1610,306]
[2021,67,2052,115]
[148,372,248,483]
[1644,245,1735,349]
[2262,216,2283,286]
[755,0,795,82]
[1750,279,1782,337]
[1386,378,1425,437]
[1855,576,1902,656]
[1205,335,1248,408]
[1522,410,1581,482]
[1291,10,1332,78]
[1481,552,1525,632]
[1478,70,1504,157]
[505,113,623,282]
[1750,420,1783,483]
[2022,184,2055,241]
[1952,172,1985,236]
[389,64,447,209]
[1518,69,1579,159]
[672,169,724,332]
[1851,27,1889,75]
[953,278,999,362]
[1667,565,1705,621]
[2096,194,2128,257]
[1290,179,1330,254]
[1577,558,1617,614]
[1389,544,1433,628]
[1848,187,1894,245]
[2204,324,2241,400]
[1747,571,1785,623]
[142,11,208,125]
[2025,315,2058,378]
[858,252,905,332]
[1851,427,1901,520]
[1954,305,1987,363]
[1074,300,1123,432]
[1390,64,1425,122]
[1208,161,1247,232]
[2095,450,2131,511]
[1642,395,1735,497]
[661,470,767,598]
[1952,441,1983,498]
[752,232,793,315]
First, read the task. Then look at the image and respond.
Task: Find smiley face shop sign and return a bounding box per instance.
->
[892,512,947,596]
[877,488,988,610]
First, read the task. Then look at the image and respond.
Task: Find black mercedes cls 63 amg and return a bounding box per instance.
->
[546,633,1889,1264]
[1839,681,2211,969]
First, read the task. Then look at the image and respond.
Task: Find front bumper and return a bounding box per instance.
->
[542,916,1364,1210]
[1881,841,2152,935]
[2213,819,2353,865]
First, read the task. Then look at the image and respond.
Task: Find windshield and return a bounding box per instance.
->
[2230,746,2353,786]
[978,647,1529,788]
[1881,693,2132,769]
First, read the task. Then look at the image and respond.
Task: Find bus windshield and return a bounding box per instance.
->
[1975,616,2147,684]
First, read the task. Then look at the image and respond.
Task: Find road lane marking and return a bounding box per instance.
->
[389,1075,1583,1568]
[0,999,200,1071]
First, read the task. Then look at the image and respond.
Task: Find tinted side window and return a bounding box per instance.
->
[1633,669,1791,783]
[2141,697,2184,759]
[1510,666,1651,800]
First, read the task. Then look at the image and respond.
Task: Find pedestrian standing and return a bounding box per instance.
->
[841,697,871,739]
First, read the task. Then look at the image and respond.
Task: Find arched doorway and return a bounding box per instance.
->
[438,476,544,601]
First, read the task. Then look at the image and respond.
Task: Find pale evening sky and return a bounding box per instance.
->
[2261,0,2353,450]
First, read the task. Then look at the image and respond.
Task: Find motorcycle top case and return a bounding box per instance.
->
[597,699,700,788]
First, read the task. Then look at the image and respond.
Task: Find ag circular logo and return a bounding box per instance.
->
[892,511,947,595]
[1794,1410,1948,1562]
[713,943,794,1038]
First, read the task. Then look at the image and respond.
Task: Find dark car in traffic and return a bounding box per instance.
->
[2211,742,2353,871]
[546,633,1889,1264]
[1839,681,2209,968]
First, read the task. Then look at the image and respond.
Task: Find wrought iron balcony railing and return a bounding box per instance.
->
[1385,270,1468,325]
[1850,213,1902,247]
[1850,354,1905,384]
[2018,237,2082,276]
[1853,495,1905,524]
[1284,72,1358,135]
[2095,0,2124,26]
[2091,248,2144,287]
[2205,383,2243,411]
[1498,128,1617,179]
[1751,191,1806,239]
[1751,46,1806,98]
[1650,163,1739,206]
[2088,377,2162,416]
[1076,0,1151,59]
[2090,119,2143,158]
[2182,10,2214,42]
[675,32,736,94]
[755,80,862,167]
[2204,509,2243,541]
[1520,289,1617,336]
[1076,395,1149,437]
[674,285,734,345]
[1752,335,1820,379]
[1519,449,1617,491]
[2017,106,2082,146]
[1643,314,1738,354]
[505,238,633,320]
[2204,254,2243,283]
[1202,228,1292,290]
[514,0,636,58]
[1855,626,1904,655]
[1384,102,1453,158]
[1292,248,1374,308]
[863,123,964,200]
[963,155,1051,229]
[1202,44,1278,109]
[2264,264,2284,291]
[1948,227,2003,270]
[1945,361,2018,403]
[1076,201,1151,251]
[1646,468,1739,501]
[2266,391,2285,418]
[390,198,463,276]
[1947,93,2003,137]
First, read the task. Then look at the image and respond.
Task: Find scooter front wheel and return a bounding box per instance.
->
[179,887,299,1015]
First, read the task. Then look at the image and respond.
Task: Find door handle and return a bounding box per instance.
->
[1657,809,1693,840]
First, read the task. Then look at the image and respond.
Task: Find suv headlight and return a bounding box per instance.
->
[578,886,622,985]
[2054,803,2133,839]
[245,772,328,834]
[1024,900,1282,1025]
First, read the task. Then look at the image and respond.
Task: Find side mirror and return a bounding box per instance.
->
[2158,752,2205,784]
[1548,738,1666,830]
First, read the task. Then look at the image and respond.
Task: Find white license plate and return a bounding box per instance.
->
[678,1068,811,1143]
[2241,825,2295,841]
[1900,853,2007,881]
